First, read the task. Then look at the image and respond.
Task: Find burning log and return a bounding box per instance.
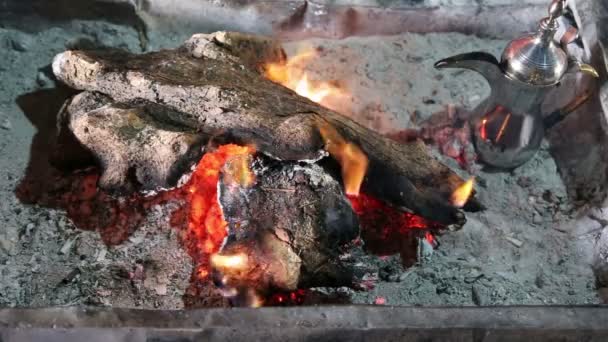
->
[214,156,359,299]
[62,91,207,192]
[52,31,476,226]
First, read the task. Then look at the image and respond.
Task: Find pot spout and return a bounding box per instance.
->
[434,52,502,87]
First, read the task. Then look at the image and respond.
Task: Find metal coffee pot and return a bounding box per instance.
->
[434,0,598,169]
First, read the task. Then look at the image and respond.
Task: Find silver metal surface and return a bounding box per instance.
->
[1,306,608,342]
[434,0,598,169]
[501,0,569,86]
[435,52,551,168]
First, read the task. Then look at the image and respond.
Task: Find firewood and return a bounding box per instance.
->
[214,158,359,293]
[53,31,475,225]
[62,91,207,193]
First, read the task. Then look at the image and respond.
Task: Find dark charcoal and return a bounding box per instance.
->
[217,159,359,293]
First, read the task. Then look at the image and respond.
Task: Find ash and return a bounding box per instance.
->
[0,15,600,307]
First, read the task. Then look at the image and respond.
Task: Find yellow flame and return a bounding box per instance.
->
[223,153,255,188]
[210,253,248,271]
[264,49,343,104]
[265,49,315,84]
[247,289,264,308]
[451,178,475,208]
[318,122,369,196]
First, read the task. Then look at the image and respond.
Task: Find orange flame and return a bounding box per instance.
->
[318,122,369,196]
[451,178,474,208]
[184,144,255,278]
[264,49,343,104]
[247,289,264,308]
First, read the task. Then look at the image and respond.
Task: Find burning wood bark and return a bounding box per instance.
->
[52,31,475,226]
[61,91,208,193]
[214,156,359,300]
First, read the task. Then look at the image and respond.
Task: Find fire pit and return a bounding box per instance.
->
[44,30,480,305]
[1,0,608,338]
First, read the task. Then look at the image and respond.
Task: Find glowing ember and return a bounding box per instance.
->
[181,144,255,279]
[451,178,475,208]
[318,122,369,196]
[425,232,436,246]
[267,289,307,306]
[348,193,444,266]
[348,193,439,233]
[177,143,444,307]
[264,48,344,105]
[374,296,387,305]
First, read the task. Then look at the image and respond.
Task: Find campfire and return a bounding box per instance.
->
[45,31,478,307]
[179,138,466,305]
[4,0,608,338]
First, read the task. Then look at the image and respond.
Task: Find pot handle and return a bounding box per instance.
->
[566,58,600,78]
[543,89,593,129]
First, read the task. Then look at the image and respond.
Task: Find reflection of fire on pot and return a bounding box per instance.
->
[435,0,598,169]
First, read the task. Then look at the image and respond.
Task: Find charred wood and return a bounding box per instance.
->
[215,159,359,293]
